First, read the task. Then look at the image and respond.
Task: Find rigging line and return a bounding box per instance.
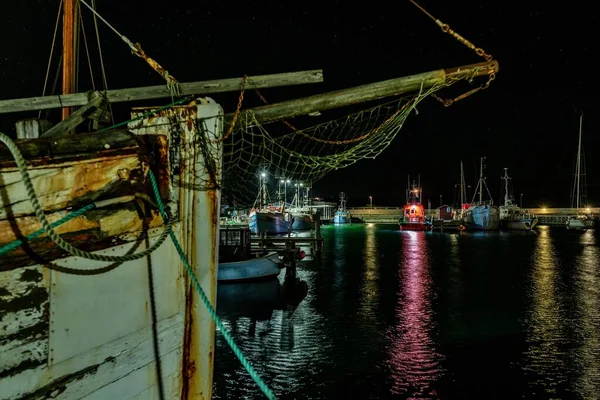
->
[79,8,97,91]
[78,0,136,52]
[79,0,182,98]
[91,0,115,124]
[39,0,64,119]
[407,0,437,22]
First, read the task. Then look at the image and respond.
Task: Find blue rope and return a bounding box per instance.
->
[147,170,277,400]
[0,203,96,257]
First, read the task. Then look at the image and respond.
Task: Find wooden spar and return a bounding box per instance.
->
[42,94,104,137]
[224,60,499,127]
[0,70,324,115]
[62,0,77,121]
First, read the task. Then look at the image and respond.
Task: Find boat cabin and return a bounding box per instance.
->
[219,227,251,262]
[437,205,453,220]
[403,203,425,223]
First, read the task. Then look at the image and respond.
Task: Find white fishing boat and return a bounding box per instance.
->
[333,192,351,224]
[499,168,538,230]
[218,227,282,282]
[462,157,500,230]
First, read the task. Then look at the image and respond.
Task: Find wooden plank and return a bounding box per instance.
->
[0,313,183,400]
[0,130,138,164]
[0,69,324,114]
[224,60,499,127]
[41,94,104,137]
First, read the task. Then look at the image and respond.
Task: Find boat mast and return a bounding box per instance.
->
[479,157,484,204]
[418,174,421,203]
[576,112,583,209]
[502,168,510,206]
[460,161,465,205]
[62,0,78,121]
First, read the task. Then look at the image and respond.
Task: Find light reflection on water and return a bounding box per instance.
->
[523,225,568,393]
[386,231,443,397]
[213,224,600,399]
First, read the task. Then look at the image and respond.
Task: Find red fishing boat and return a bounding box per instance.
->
[399,176,432,231]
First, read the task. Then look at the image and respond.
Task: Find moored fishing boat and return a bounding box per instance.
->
[218,227,282,282]
[399,176,432,231]
[499,168,538,231]
[333,192,351,224]
[462,157,500,230]
[248,172,290,234]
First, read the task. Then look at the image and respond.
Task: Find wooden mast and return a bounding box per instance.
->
[61,0,77,121]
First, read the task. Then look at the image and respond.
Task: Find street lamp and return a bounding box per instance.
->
[369,196,372,208]
[440,194,443,207]
[520,193,523,208]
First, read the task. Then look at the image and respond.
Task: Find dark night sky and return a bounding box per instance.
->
[1,1,599,208]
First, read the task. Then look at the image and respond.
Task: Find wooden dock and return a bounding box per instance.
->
[431,219,464,231]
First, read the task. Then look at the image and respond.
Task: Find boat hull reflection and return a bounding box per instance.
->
[217,277,309,322]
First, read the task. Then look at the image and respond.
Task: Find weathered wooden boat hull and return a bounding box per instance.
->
[248,211,289,234]
[463,205,500,230]
[0,99,223,399]
[218,252,281,282]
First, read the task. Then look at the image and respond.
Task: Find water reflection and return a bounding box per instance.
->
[215,277,309,397]
[360,223,379,315]
[446,233,467,341]
[572,229,600,397]
[523,225,568,393]
[387,231,443,396]
[217,277,309,335]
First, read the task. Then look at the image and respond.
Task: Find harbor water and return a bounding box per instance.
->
[212,224,600,399]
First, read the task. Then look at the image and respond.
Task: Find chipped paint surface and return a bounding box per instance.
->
[0,266,49,381]
[0,155,143,220]
[0,99,223,399]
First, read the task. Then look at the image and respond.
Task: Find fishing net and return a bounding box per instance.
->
[220,81,445,207]
[128,67,492,208]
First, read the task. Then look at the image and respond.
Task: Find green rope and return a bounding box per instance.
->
[147,171,278,400]
[0,131,173,263]
[0,203,95,257]
[97,96,192,132]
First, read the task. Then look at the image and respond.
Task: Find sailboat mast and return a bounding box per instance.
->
[479,157,484,204]
[460,161,465,205]
[576,112,583,209]
[62,0,78,121]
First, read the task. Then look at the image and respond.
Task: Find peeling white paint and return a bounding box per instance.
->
[0,99,222,400]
